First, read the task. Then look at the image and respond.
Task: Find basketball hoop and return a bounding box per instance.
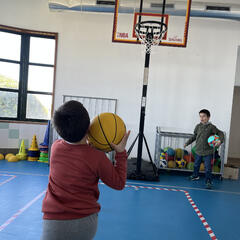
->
[135,21,167,53]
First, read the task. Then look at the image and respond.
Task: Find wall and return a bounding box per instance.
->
[235,46,240,86]
[228,87,240,158]
[0,122,46,150]
[228,45,240,159]
[0,0,240,162]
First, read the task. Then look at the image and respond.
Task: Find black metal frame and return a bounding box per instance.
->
[0,28,56,122]
[127,0,166,181]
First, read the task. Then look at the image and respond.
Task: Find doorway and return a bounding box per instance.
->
[228,46,240,167]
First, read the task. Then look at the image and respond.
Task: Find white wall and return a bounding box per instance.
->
[228,47,240,159]
[0,122,46,149]
[1,0,240,162]
[235,46,240,86]
[228,87,240,159]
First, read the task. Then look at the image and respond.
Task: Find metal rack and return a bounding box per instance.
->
[154,127,225,178]
[49,95,117,162]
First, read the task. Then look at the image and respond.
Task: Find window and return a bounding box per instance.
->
[0,25,58,122]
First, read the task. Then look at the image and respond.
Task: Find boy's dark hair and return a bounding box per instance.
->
[199,109,211,118]
[53,100,90,143]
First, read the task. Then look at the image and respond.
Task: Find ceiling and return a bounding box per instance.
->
[48,0,240,21]
[48,0,240,7]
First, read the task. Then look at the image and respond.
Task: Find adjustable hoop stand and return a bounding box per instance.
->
[127,20,167,181]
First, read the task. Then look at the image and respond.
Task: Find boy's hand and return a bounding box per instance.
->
[184,144,187,148]
[215,140,221,147]
[111,131,130,153]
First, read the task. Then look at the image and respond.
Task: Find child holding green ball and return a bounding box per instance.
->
[184,109,224,189]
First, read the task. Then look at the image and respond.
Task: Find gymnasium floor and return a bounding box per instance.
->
[0,161,239,240]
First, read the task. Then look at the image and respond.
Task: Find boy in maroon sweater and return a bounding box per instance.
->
[41,100,130,240]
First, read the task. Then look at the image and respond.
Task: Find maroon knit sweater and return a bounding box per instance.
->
[42,139,127,220]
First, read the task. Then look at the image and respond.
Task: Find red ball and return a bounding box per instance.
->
[165,153,175,161]
[184,154,194,163]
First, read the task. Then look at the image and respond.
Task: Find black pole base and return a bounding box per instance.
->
[127,158,159,181]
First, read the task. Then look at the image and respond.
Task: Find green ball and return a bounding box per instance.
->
[163,147,169,152]
[213,165,220,173]
[213,158,221,168]
[187,162,194,170]
[191,146,196,158]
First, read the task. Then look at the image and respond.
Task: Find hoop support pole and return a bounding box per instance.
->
[136,50,150,174]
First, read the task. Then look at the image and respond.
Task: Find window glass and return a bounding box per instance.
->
[26,94,52,120]
[29,37,55,65]
[0,31,21,61]
[0,62,20,89]
[28,65,54,92]
[0,91,18,117]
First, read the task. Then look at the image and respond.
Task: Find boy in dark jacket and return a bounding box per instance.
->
[184,109,224,189]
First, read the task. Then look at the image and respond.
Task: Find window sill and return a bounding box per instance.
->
[0,119,48,125]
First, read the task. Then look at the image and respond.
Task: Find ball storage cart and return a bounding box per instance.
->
[154,127,225,179]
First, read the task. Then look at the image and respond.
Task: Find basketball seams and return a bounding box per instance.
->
[88,131,109,146]
[98,115,113,151]
[112,113,117,143]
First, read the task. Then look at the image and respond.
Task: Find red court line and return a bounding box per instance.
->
[0,174,16,187]
[99,182,218,240]
[0,190,46,232]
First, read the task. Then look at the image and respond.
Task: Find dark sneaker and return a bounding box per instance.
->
[205,180,213,189]
[189,175,200,181]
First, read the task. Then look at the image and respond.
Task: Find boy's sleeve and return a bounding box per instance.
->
[97,151,127,190]
[185,125,198,146]
[212,125,224,143]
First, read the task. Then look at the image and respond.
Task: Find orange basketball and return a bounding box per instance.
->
[88,113,126,152]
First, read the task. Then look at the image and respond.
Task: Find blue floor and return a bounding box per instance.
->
[0,160,239,240]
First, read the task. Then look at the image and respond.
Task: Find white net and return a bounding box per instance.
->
[135,21,167,54]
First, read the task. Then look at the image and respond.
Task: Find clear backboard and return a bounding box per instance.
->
[112,0,192,47]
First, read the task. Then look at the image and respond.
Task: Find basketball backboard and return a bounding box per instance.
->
[112,0,192,47]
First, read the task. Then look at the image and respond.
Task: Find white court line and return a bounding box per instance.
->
[1,171,240,195]
[125,181,240,195]
[100,182,218,240]
[0,171,48,177]
[0,190,46,232]
[0,174,16,186]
